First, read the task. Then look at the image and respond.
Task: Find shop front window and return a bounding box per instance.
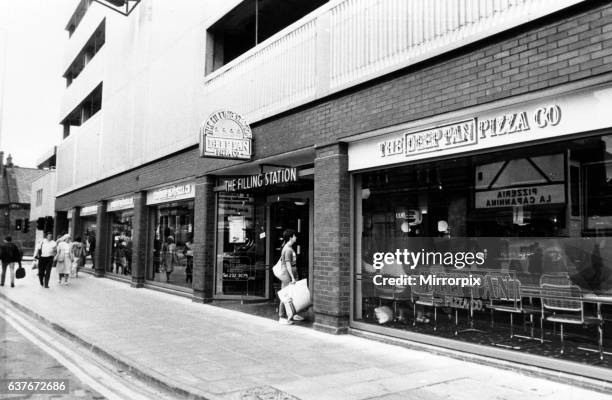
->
[354,133,612,368]
[215,193,267,298]
[148,201,194,288]
[107,211,133,276]
[80,216,97,268]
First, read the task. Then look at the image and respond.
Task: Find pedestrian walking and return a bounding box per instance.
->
[36,232,57,288]
[278,229,304,325]
[161,236,177,283]
[0,236,22,288]
[55,234,73,285]
[70,236,86,278]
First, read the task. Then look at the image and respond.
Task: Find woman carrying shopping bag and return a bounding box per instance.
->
[278,229,305,325]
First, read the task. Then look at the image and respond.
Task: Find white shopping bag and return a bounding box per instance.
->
[278,279,312,319]
[70,260,79,277]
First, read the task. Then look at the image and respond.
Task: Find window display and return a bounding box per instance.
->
[148,201,194,288]
[80,216,97,269]
[107,211,133,276]
[354,133,612,368]
[215,193,267,297]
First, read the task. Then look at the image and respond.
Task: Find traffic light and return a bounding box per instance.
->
[45,216,54,233]
[15,219,22,231]
[23,218,29,233]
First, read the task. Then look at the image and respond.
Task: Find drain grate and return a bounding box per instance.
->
[238,386,300,400]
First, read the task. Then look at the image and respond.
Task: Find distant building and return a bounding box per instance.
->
[0,152,47,254]
[29,147,57,252]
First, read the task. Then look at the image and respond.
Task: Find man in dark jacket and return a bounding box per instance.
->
[0,236,22,288]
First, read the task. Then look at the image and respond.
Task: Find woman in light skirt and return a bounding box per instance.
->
[55,234,73,285]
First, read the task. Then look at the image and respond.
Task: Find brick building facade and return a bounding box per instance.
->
[56,0,612,380]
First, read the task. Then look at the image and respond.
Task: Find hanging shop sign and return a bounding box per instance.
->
[80,205,98,216]
[474,153,566,208]
[225,167,297,192]
[475,184,565,208]
[349,82,612,171]
[200,110,252,160]
[107,196,135,212]
[146,183,195,205]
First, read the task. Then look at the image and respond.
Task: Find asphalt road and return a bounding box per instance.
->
[0,299,180,400]
[0,315,104,399]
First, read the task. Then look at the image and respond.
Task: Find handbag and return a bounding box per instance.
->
[272,258,284,279]
[56,248,65,262]
[16,265,26,279]
[278,279,312,319]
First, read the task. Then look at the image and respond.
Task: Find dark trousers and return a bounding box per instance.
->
[38,256,54,287]
[1,262,16,285]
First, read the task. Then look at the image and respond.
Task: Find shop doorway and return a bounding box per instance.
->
[268,194,312,287]
[213,190,313,322]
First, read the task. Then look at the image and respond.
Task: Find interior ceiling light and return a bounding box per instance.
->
[93,0,141,16]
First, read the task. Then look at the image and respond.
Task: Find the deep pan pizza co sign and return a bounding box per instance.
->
[200,110,252,160]
[348,81,612,171]
[378,107,559,158]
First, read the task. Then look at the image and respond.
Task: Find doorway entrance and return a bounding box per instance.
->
[212,190,313,322]
[268,195,311,286]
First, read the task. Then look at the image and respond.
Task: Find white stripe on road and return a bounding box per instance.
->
[1,303,163,400]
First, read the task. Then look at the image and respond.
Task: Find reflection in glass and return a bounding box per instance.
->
[81,216,97,269]
[108,211,133,275]
[215,193,267,297]
[355,134,612,367]
[148,201,194,288]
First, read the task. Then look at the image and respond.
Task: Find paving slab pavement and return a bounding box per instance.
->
[1,266,611,400]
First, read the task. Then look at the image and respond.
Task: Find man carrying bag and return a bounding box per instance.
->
[0,236,22,288]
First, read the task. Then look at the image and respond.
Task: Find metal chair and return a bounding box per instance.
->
[378,292,399,321]
[540,283,603,359]
[489,277,539,341]
[411,283,438,331]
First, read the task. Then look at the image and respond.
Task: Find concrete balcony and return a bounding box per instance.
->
[60,46,106,122]
[57,111,103,195]
[203,0,585,125]
[62,4,106,75]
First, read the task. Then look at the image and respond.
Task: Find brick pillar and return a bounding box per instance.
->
[53,211,69,238]
[131,192,147,288]
[313,143,351,334]
[192,175,215,303]
[94,201,108,278]
[69,207,81,239]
